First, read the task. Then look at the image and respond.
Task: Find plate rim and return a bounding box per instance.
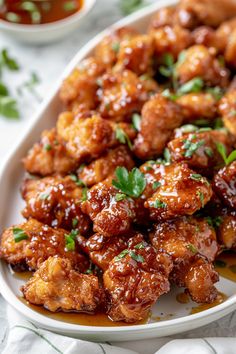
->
[0,0,236,336]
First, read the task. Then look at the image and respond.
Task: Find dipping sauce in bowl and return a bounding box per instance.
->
[0,0,84,25]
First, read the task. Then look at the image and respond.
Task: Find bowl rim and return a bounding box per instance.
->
[0,0,236,336]
[0,0,96,32]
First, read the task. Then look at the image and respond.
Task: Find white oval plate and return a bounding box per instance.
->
[0,0,236,342]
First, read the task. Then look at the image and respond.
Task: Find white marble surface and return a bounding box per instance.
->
[0,1,236,353]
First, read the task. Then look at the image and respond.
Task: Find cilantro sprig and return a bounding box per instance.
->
[115,127,132,150]
[216,143,236,165]
[114,248,144,263]
[112,167,146,199]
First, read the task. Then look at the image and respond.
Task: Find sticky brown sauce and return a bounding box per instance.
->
[0,0,83,25]
[190,292,228,314]
[215,251,236,282]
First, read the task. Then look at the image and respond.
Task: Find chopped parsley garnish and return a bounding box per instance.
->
[216,142,236,165]
[151,199,167,209]
[81,187,88,202]
[115,193,127,201]
[178,77,204,95]
[183,136,205,158]
[44,144,52,151]
[206,216,223,229]
[206,86,224,101]
[13,228,28,243]
[114,249,129,261]
[115,127,132,150]
[0,96,19,119]
[114,248,144,263]
[72,218,78,228]
[197,191,204,208]
[163,148,171,164]
[132,113,141,131]
[39,193,50,200]
[134,242,146,249]
[17,72,41,102]
[112,167,146,198]
[65,229,78,252]
[190,173,203,182]
[178,124,198,134]
[70,174,85,187]
[112,42,120,53]
[186,244,198,254]
[204,146,213,157]
[152,181,161,190]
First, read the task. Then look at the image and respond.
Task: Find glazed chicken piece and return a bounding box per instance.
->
[59,57,105,113]
[175,45,229,87]
[79,233,131,271]
[103,234,173,322]
[215,18,236,53]
[115,34,154,76]
[81,179,136,237]
[150,217,219,303]
[78,146,135,187]
[149,7,177,30]
[176,93,218,123]
[150,25,192,60]
[94,27,138,68]
[217,213,236,251]
[168,130,232,176]
[224,28,236,68]
[175,0,236,28]
[134,94,184,160]
[21,176,91,234]
[97,70,158,121]
[0,219,88,272]
[191,26,219,50]
[142,162,212,221]
[23,128,77,177]
[22,256,103,313]
[219,90,236,136]
[213,161,236,209]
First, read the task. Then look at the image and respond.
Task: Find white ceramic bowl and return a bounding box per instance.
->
[0,0,96,44]
[0,0,236,342]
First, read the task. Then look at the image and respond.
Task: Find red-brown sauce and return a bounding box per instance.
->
[214,251,236,282]
[0,0,83,25]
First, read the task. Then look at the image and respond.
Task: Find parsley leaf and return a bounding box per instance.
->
[186,244,198,254]
[216,143,236,165]
[112,167,146,198]
[70,174,85,187]
[1,49,20,71]
[132,113,141,131]
[178,77,204,95]
[65,229,78,252]
[114,248,144,263]
[151,199,167,208]
[190,173,203,181]
[115,127,132,150]
[183,137,205,158]
[13,228,28,243]
[152,181,161,190]
[115,193,127,201]
[0,96,19,119]
[197,191,204,208]
[114,249,129,261]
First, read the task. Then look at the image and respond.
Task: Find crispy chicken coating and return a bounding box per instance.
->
[23,129,77,177]
[217,213,236,250]
[192,26,219,50]
[149,7,177,30]
[21,176,91,234]
[176,0,236,28]
[215,18,236,53]
[78,146,135,187]
[151,25,192,60]
[225,28,236,69]
[97,70,158,121]
[115,34,154,76]
[103,234,173,322]
[143,163,212,221]
[22,256,103,313]
[176,93,217,122]
[94,27,138,68]
[151,217,219,303]
[176,45,229,87]
[168,130,231,176]
[219,90,236,136]
[134,94,184,160]
[0,219,88,272]
[213,161,236,209]
[59,57,105,112]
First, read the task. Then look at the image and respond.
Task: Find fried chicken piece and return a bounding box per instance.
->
[176,45,229,87]
[94,27,138,68]
[23,129,77,177]
[217,213,236,250]
[59,57,105,112]
[115,34,154,76]
[133,94,184,160]
[168,130,232,176]
[0,219,88,272]
[21,176,91,234]
[225,28,236,69]
[149,7,177,29]
[150,217,219,303]
[215,18,236,53]
[219,90,236,137]
[97,70,158,121]
[213,161,236,209]
[176,0,236,28]
[57,112,116,162]
[191,26,220,50]
[143,163,212,221]
[22,256,103,313]
[85,233,130,271]
[78,146,135,187]
[151,25,192,60]
[81,180,136,237]
[176,93,217,123]
[103,234,173,322]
